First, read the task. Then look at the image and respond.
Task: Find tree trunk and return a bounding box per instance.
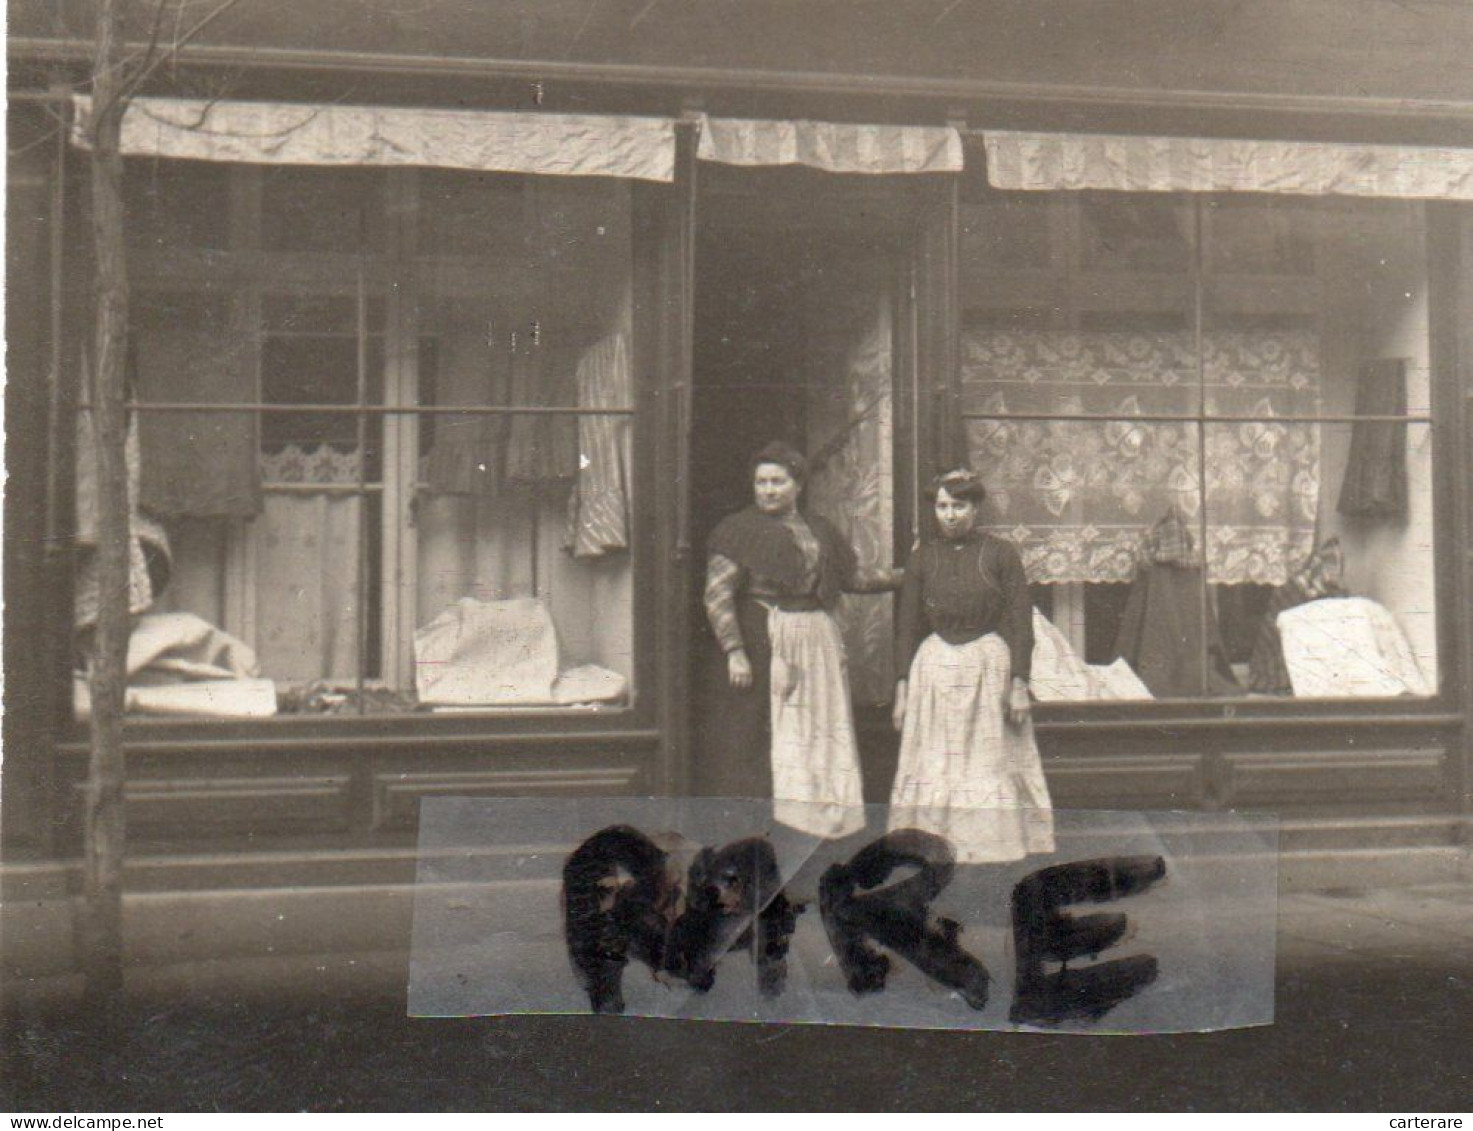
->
[81,0,132,999]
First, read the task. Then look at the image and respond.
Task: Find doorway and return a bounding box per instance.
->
[687,166,919,799]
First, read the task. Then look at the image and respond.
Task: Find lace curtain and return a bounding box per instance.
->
[806,300,895,706]
[964,328,1321,586]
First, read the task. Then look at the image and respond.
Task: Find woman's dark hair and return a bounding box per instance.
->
[925,467,987,504]
[750,440,808,485]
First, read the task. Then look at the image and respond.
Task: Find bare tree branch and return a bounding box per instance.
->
[117,0,246,104]
[125,0,173,90]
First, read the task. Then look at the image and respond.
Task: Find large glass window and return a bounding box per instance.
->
[959,183,1437,702]
[79,163,639,721]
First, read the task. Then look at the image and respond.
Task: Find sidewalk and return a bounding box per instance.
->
[1276,881,1473,966]
[3,879,1469,1110]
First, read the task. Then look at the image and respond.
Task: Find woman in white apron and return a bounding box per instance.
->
[700,441,897,837]
[890,468,1054,863]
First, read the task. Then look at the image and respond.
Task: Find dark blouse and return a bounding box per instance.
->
[895,530,1034,683]
[704,507,897,656]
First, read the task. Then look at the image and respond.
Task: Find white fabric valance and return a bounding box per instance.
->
[984,130,1473,201]
[71,95,677,182]
[698,116,962,175]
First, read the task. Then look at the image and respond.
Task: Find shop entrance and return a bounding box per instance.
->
[687,165,924,799]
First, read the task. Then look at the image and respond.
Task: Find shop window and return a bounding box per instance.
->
[959,188,1438,702]
[77,163,638,722]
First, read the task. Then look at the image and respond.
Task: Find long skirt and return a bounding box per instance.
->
[889,632,1055,863]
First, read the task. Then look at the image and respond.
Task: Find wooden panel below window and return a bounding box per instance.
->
[1223,748,1446,807]
[99,774,355,836]
[1043,753,1207,810]
[373,765,642,831]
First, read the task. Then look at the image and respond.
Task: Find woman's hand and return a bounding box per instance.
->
[728,648,753,690]
[1006,677,1031,730]
[892,680,908,732]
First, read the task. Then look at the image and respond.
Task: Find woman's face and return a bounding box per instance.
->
[934,486,978,540]
[753,462,801,515]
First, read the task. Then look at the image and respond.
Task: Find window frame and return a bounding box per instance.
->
[59,159,663,746]
[949,174,1465,729]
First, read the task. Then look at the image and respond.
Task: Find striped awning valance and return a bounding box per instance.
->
[697,115,963,175]
[983,130,1473,201]
[72,95,678,182]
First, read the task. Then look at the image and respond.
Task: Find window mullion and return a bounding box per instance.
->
[379,169,420,692]
[224,166,262,649]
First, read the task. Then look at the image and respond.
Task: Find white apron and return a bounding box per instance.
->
[889,632,1055,863]
[766,606,866,838]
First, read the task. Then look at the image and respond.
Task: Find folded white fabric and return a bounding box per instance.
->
[414,596,561,706]
[1279,597,1429,697]
[74,612,276,719]
[1029,608,1153,701]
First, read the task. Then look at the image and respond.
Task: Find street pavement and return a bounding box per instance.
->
[3,879,1470,1111]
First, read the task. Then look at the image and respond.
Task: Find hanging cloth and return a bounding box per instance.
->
[1111,541,1240,699]
[424,332,510,497]
[565,333,633,557]
[505,341,580,490]
[1338,359,1409,519]
[133,294,261,519]
[74,351,171,629]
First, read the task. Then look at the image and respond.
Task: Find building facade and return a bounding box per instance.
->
[5,1,1472,975]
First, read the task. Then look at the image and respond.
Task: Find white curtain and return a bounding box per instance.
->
[984,130,1473,201]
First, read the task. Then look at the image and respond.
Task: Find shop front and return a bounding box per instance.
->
[4,5,1471,970]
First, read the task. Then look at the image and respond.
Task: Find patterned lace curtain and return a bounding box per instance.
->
[806,299,895,706]
[964,328,1321,586]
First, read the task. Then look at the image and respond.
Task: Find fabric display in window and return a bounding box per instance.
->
[74,392,172,629]
[505,342,580,489]
[134,295,261,519]
[74,612,276,720]
[1111,532,1242,698]
[1030,608,1153,701]
[414,596,628,706]
[1248,538,1348,694]
[1337,358,1409,518]
[964,328,1321,586]
[565,333,633,557]
[424,331,511,497]
[1279,597,1429,697]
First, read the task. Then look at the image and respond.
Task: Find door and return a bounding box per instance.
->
[683,166,958,799]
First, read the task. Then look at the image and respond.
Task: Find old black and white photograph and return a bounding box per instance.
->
[2,0,1471,1115]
